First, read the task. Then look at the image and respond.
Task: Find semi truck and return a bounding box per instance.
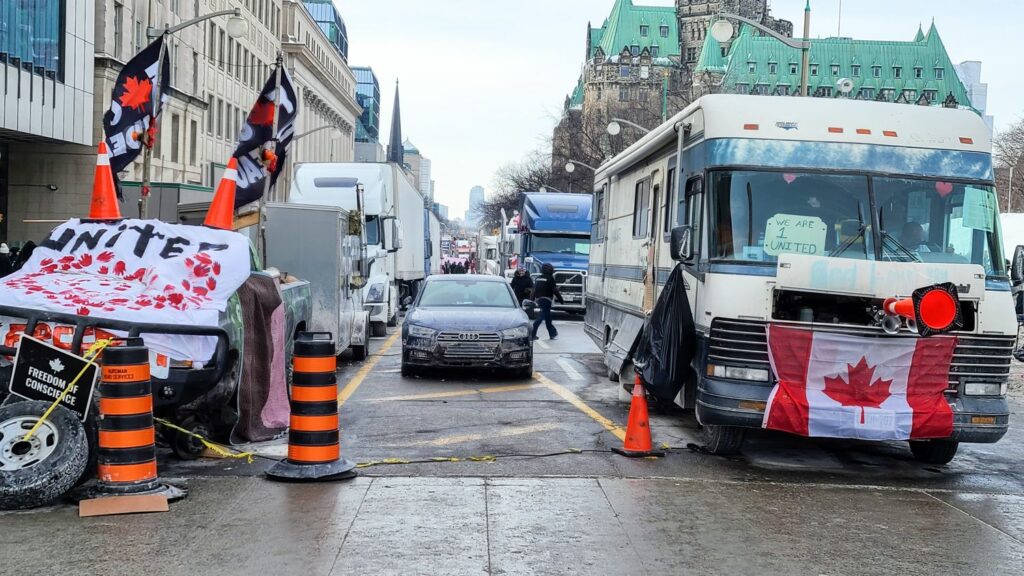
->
[586,94,1014,463]
[518,193,592,312]
[291,162,428,337]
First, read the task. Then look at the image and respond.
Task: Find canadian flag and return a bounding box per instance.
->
[763,326,957,440]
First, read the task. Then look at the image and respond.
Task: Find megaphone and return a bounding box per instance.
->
[883,283,962,337]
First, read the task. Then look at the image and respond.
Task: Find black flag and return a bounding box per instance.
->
[102,36,171,197]
[231,67,298,207]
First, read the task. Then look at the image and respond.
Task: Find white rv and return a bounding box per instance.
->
[587,94,1014,462]
[291,162,427,336]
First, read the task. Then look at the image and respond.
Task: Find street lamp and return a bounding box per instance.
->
[607,118,651,136]
[710,4,812,97]
[565,161,598,174]
[148,8,249,40]
[286,125,343,201]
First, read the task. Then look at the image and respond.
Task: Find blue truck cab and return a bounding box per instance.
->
[520,193,592,312]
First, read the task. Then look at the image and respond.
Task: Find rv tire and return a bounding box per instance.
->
[909,439,959,465]
[701,424,745,456]
[371,322,387,338]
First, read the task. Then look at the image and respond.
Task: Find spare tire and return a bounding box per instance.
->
[0,401,89,510]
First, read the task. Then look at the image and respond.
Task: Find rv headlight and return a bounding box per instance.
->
[963,382,1006,396]
[366,283,386,303]
[501,326,530,339]
[407,325,437,339]
[706,364,770,382]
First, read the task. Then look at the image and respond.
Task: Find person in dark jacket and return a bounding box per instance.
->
[531,263,564,340]
[0,244,12,278]
[510,268,533,304]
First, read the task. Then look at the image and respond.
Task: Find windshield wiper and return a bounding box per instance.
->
[880,231,921,263]
[832,202,869,259]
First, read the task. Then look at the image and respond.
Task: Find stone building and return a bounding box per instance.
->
[677,0,792,67]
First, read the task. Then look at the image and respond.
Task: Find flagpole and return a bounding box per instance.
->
[258,51,284,267]
[140,33,167,219]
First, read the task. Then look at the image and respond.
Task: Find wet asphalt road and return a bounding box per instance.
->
[2,314,1024,575]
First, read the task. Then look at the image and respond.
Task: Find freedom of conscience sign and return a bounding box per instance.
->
[9,335,98,420]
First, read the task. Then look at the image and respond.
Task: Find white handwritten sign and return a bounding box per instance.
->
[764,214,828,257]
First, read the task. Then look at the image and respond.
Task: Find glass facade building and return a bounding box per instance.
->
[303,0,349,61]
[353,67,381,144]
[0,0,63,79]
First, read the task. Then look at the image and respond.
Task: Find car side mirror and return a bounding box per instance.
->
[522,299,536,309]
[670,225,694,262]
[1012,245,1024,286]
[402,296,413,307]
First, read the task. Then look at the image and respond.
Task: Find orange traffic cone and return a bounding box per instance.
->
[88,141,122,220]
[204,158,238,230]
[612,374,665,458]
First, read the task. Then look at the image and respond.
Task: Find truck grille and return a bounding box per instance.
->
[706,319,1015,391]
[438,331,500,359]
[555,271,585,301]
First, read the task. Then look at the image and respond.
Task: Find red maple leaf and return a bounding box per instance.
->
[119,75,152,112]
[248,99,275,126]
[823,357,893,424]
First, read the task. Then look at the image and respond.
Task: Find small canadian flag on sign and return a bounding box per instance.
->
[763,326,957,441]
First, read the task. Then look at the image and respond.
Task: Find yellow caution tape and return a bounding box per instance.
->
[22,338,113,441]
[154,418,256,464]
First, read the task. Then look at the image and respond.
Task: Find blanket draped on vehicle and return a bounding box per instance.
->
[0,219,250,361]
[633,265,697,403]
[763,325,957,440]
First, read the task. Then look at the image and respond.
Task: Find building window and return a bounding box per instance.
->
[830,64,840,76]
[817,86,833,97]
[216,98,224,138]
[1,0,63,78]
[660,25,670,38]
[935,68,945,80]
[901,89,916,101]
[872,65,881,78]
[720,47,727,57]
[754,84,769,95]
[768,62,777,74]
[171,114,180,163]
[189,120,198,166]
[748,61,756,73]
[851,65,861,77]
[859,87,875,99]
[789,63,798,75]
[630,45,640,57]
[734,83,749,93]
[135,20,143,52]
[777,85,790,96]
[650,46,659,58]
[810,64,819,76]
[880,88,895,101]
[619,65,630,77]
[893,66,902,79]
[633,179,651,237]
[914,67,923,79]
[685,47,697,62]
[218,28,225,69]
[619,86,630,101]
[235,43,242,79]
[640,25,649,37]
[207,94,214,133]
[113,2,124,60]
[923,90,937,102]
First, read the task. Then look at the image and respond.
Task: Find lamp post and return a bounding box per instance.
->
[287,125,343,201]
[139,9,249,219]
[710,2,812,97]
[607,118,651,136]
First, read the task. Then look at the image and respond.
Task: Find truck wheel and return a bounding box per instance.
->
[701,424,745,456]
[0,401,89,510]
[909,439,959,465]
[371,322,387,338]
[387,312,398,327]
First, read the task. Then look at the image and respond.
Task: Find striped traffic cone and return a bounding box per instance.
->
[80,342,185,510]
[204,157,238,230]
[267,332,357,481]
[88,141,122,221]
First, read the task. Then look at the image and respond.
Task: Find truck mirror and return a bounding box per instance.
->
[1012,245,1024,286]
[391,219,404,251]
[670,225,694,262]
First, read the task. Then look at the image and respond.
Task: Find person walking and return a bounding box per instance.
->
[531,263,563,340]
[510,267,534,305]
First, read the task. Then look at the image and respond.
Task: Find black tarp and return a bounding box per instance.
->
[633,265,696,403]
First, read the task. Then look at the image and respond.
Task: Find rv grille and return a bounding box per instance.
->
[706,319,1014,392]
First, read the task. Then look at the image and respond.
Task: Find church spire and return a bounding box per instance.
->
[386,79,404,165]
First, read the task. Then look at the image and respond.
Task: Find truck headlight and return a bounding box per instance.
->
[408,325,437,339]
[366,283,386,303]
[963,382,1007,396]
[501,326,530,339]
[706,364,770,382]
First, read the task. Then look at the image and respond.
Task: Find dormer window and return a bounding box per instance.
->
[893,66,902,78]
[935,67,945,80]
[660,25,670,38]
[768,62,778,74]
[651,45,659,58]
[630,45,640,56]
[830,64,840,75]
[748,61,756,73]
[789,62,798,74]
[810,64,819,76]
[872,65,881,78]
[914,66,923,79]
[640,25,649,37]
[851,65,861,77]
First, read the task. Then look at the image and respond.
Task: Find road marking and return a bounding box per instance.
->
[401,422,564,447]
[556,358,584,381]
[535,339,550,350]
[338,330,401,406]
[369,383,537,403]
[534,372,626,442]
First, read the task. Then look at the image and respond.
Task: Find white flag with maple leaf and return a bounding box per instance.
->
[763,325,957,440]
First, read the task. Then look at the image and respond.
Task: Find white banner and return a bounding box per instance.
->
[0,219,251,360]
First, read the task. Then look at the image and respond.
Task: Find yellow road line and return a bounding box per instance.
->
[534,372,626,442]
[338,331,401,406]
[369,383,537,403]
[401,422,564,448]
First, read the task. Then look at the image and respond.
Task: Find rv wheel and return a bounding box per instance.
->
[909,439,959,465]
[0,401,88,510]
[701,424,745,456]
[371,322,387,338]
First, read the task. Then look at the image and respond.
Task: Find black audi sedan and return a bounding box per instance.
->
[401,275,534,378]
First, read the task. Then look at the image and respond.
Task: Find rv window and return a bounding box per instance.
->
[664,166,676,235]
[592,185,606,241]
[633,179,651,237]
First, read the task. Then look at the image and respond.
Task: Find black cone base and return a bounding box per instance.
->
[72,481,188,503]
[265,457,358,482]
[611,447,666,458]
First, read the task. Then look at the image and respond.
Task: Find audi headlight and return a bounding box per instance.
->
[366,283,385,303]
[501,326,530,339]
[408,325,437,339]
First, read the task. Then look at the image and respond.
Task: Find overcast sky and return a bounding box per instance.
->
[340,0,1021,217]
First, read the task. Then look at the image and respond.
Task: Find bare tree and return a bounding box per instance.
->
[473,151,555,230]
[994,118,1024,212]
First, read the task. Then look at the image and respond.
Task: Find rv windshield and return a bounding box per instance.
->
[711,170,1005,277]
[528,235,591,256]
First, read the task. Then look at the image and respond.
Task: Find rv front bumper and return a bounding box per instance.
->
[695,376,1009,444]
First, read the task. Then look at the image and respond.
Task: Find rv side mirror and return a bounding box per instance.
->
[1011,245,1024,286]
[402,296,414,307]
[670,225,694,262]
